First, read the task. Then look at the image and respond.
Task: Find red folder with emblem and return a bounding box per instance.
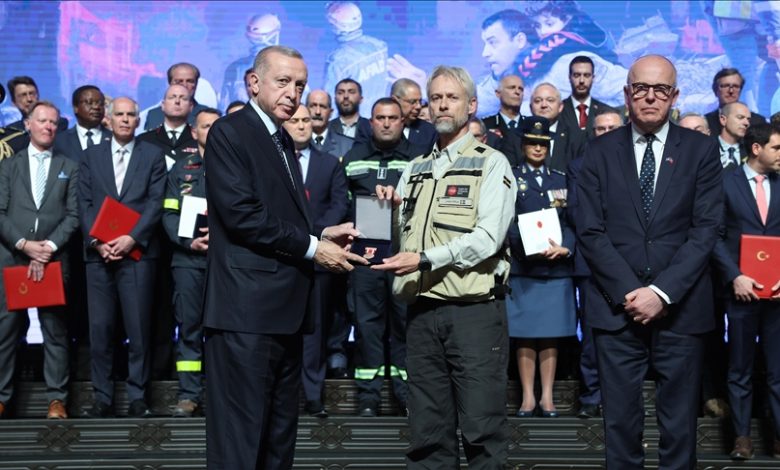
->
[89,196,142,261]
[3,261,66,310]
[739,234,780,299]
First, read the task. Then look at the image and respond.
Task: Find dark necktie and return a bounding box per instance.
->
[533,169,543,186]
[577,103,587,129]
[314,135,324,148]
[508,120,517,129]
[728,147,737,166]
[639,134,656,220]
[271,131,296,189]
[169,130,178,146]
[85,130,95,148]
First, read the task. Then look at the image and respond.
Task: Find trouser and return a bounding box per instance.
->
[595,324,704,470]
[576,279,600,406]
[726,299,780,438]
[406,297,509,470]
[172,266,206,402]
[302,271,334,401]
[326,273,349,370]
[349,266,407,405]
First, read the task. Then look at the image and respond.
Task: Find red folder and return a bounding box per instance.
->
[739,234,780,299]
[89,196,142,260]
[3,261,66,310]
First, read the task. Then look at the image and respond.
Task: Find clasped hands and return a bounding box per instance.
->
[96,235,136,263]
[624,287,667,325]
[22,240,53,282]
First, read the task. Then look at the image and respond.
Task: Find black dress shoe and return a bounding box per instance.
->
[127,400,152,418]
[358,401,378,417]
[328,367,350,379]
[540,408,559,418]
[577,404,601,419]
[515,408,535,418]
[304,400,328,418]
[82,401,113,418]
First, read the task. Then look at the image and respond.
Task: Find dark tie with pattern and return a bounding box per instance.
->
[169,130,178,146]
[728,147,737,166]
[508,120,517,129]
[271,131,296,189]
[639,134,656,220]
[85,130,95,148]
[314,135,324,148]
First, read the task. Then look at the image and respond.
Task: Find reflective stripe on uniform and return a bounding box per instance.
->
[164,198,180,211]
[354,365,384,380]
[176,360,202,372]
[389,365,407,381]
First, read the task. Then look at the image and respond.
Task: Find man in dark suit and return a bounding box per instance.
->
[559,56,610,139]
[481,74,524,148]
[0,102,79,420]
[79,97,167,418]
[203,45,365,469]
[716,102,751,171]
[307,89,354,159]
[330,78,371,142]
[391,78,437,152]
[4,76,68,140]
[54,85,108,163]
[500,82,585,170]
[137,84,198,170]
[705,68,766,135]
[576,55,723,469]
[282,104,349,418]
[143,63,208,131]
[712,122,780,460]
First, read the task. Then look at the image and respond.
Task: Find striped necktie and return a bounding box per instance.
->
[33,153,47,208]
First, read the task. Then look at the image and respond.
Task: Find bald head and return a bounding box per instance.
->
[161,84,193,125]
[678,113,710,136]
[624,55,679,134]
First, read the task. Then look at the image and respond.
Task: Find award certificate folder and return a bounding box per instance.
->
[3,261,66,310]
[517,208,562,256]
[177,195,208,239]
[739,234,780,299]
[352,195,392,264]
[89,196,142,260]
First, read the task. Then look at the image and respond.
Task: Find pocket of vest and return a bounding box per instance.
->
[432,221,473,233]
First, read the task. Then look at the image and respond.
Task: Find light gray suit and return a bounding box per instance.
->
[0,149,79,407]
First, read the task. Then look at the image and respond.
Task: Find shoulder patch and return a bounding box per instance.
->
[552,169,566,175]
[474,146,486,154]
[503,175,512,189]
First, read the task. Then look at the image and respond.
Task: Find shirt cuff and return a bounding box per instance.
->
[649,284,672,305]
[15,238,25,250]
[423,245,453,271]
[46,241,58,252]
[304,235,318,260]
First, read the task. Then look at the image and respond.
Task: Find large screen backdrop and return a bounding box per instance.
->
[0,1,778,125]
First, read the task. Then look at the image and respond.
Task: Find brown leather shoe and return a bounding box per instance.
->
[730,436,754,460]
[47,400,68,419]
[0,401,5,418]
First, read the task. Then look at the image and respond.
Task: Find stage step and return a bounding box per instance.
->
[0,416,778,469]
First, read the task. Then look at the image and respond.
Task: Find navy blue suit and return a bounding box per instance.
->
[54,126,110,163]
[329,116,371,147]
[79,138,166,406]
[313,129,353,160]
[404,119,437,154]
[576,123,723,469]
[301,147,349,404]
[712,166,780,439]
[203,104,314,469]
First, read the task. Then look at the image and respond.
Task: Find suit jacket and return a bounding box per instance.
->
[575,123,723,334]
[335,116,372,146]
[482,113,523,138]
[559,96,610,139]
[79,139,167,262]
[712,167,780,289]
[714,136,748,172]
[0,149,79,273]
[136,124,198,164]
[203,105,314,335]
[705,109,766,137]
[54,125,110,164]
[498,119,585,170]
[312,129,353,160]
[405,119,438,153]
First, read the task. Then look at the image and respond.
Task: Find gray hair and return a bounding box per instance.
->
[108,97,139,116]
[391,78,421,98]
[253,45,304,79]
[532,82,561,101]
[426,65,476,101]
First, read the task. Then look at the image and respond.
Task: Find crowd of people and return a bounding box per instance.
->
[0,36,779,470]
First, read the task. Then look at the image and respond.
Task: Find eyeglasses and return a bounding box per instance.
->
[397,97,423,106]
[718,83,742,91]
[628,82,675,100]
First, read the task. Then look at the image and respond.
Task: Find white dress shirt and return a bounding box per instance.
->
[77,125,102,150]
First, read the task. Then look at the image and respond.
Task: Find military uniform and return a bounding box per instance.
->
[0,127,27,160]
[393,132,516,468]
[162,151,207,406]
[342,138,423,413]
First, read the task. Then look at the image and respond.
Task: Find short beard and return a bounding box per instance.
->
[433,113,468,135]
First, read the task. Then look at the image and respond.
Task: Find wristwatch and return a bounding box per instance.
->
[418,251,432,272]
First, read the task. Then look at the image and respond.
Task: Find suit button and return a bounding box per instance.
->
[645,267,651,273]
[646,239,653,245]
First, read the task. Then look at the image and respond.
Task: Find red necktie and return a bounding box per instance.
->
[577,103,587,129]
[755,174,768,225]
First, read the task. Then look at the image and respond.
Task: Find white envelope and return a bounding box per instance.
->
[177,195,208,238]
[517,208,562,256]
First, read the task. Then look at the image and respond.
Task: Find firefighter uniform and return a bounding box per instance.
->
[343,137,424,414]
[393,132,516,468]
[162,151,207,408]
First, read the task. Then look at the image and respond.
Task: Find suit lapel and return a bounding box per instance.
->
[98,141,120,198]
[616,127,647,228]
[39,155,65,208]
[732,168,762,225]
[119,143,143,199]
[17,149,34,204]
[767,173,780,225]
[647,125,681,225]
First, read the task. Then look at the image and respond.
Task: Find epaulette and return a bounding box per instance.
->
[0,129,25,160]
[473,146,486,154]
[551,169,566,176]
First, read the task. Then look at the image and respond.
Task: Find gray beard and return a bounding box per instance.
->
[434,114,467,135]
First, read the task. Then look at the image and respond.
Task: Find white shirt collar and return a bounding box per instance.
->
[163,122,187,136]
[717,135,740,150]
[434,131,475,162]
[571,95,592,109]
[631,121,670,145]
[249,99,279,135]
[743,163,762,180]
[499,112,520,127]
[111,137,135,156]
[27,143,52,158]
[77,124,101,139]
[313,127,329,141]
